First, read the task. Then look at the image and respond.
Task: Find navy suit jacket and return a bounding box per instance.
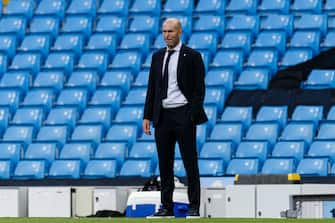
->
[143,44,208,126]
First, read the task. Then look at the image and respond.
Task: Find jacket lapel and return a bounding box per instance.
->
[157,49,166,84]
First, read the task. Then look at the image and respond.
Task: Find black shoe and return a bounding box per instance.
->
[186,208,200,219]
[147,208,174,219]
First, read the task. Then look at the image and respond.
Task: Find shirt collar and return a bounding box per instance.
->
[166,41,182,53]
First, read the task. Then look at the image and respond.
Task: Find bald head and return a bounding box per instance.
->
[162,18,182,49]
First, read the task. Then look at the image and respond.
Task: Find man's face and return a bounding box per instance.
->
[162,21,181,49]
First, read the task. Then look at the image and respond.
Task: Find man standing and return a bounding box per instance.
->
[142,18,208,218]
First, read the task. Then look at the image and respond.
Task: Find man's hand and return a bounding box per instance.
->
[142,119,151,135]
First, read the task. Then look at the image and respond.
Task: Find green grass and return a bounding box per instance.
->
[0,218,334,223]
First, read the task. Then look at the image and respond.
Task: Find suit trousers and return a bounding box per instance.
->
[155,104,200,211]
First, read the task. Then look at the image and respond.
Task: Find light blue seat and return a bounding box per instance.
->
[205,69,234,94]
[188,32,218,56]
[303,69,335,89]
[97,0,129,16]
[291,105,323,126]
[44,107,78,130]
[0,71,30,95]
[256,105,288,128]
[226,15,259,36]
[9,52,40,75]
[0,143,22,164]
[29,16,59,40]
[133,70,149,87]
[119,33,151,56]
[294,14,327,36]
[35,0,66,20]
[255,31,286,56]
[204,87,225,114]
[105,124,138,147]
[197,124,208,149]
[129,142,157,166]
[192,15,224,37]
[37,74,63,96]
[66,0,96,17]
[18,34,50,59]
[66,71,97,94]
[325,0,335,13]
[173,159,186,177]
[62,15,92,41]
[226,158,260,175]
[99,70,131,96]
[84,159,118,178]
[225,0,258,14]
[36,125,69,146]
[60,143,93,165]
[211,49,244,73]
[280,123,315,145]
[316,123,335,140]
[152,33,165,50]
[56,88,88,112]
[220,31,252,54]
[209,123,243,145]
[128,15,159,38]
[194,0,225,15]
[48,160,82,179]
[95,15,126,41]
[3,125,35,145]
[245,123,279,145]
[327,106,335,121]
[0,108,9,131]
[44,52,74,76]
[321,31,335,50]
[0,89,21,113]
[0,160,14,179]
[261,158,296,174]
[114,105,143,128]
[4,0,35,21]
[235,141,270,164]
[0,16,26,41]
[271,141,306,161]
[119,159,153,177]
[95,142,127,167]
[85,33,116,57]
[221,106,252,129]
[308,141,335,163]
[76,52,108,76]
[199,50,211,72]
[25,143,57,166]
[296,158,329,176]
[290,31,320,54]
[200,141,234,163]
[139,50,152,68]
[0,53,8,75]
[204,104,217,131]
[291,0,322,13]
[0,34,17,60]
[163,0,193,15]
[235,69,270,90]
[280,48,313,69]
[199,158,225,176]
[260,14,293,36]
[129,0,161,16]
[258,0,289,13]
[246,49,278,73]
[52,34,83,58]
[14,160,46,179]
[78,107,112,130]
[89,88,122,111]
[110,51,142,75]
[70,125,103,146]
[12,107,44,130]
[123,87,147,105]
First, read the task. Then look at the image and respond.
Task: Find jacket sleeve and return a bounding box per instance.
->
[143,53,156,120]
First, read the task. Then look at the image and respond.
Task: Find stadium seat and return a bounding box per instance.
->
[0,108,9,131]
[280,123,315,145]
[279,48,313,68]
[296,158,329,176]
[226,158,260,175]
[321,31,335,50]
[0,71,30,95]
[128,15,159,38]
[12,107,44,130]
[29,16,59,41]
[43,52,74,76]
[187,32,218,56]
[0,143,22,164]
[226,14,259,36]
[245,49,278,73]
[85,33,116,56]
[55,88,88,112]
[204,104,217,131]
[198,158,225,176]
[119,159,153,177]
[133,70,149,87]
[210,49,244,73]
[163,0,193,15]
[119,33,151,56]
[66,0,96,17]
[260,14,293,36]
[44,107,78,130]
[194,0,225,15]
[60,142,93,165]
[220,31,252,54]
[4,0,35,21]
[173,159,186,177]
[291,105,323,126]
[110,51,142,75]
[129,0,161,16]
[234,69,270,90]
[62,15,92,41]
[256,105,288,128]
[36,125,69,146]
[289,31,320,54]
[291,0,322,13]
[261,158,296,174]
[200,141,234,163]
[78,107,112,130]
[271,141,306,161]
[221,106,252,129]
[66,70,97,94]
[95,15,126,41]
[48,160,82,179]
[192,15,225,37]
[308,141,335,162]
[114,105,143,128]
[84,159,118,178]
[3,125,35,146]
[316,123,335,140]
[129,142,157,166]
[9,52,41,75]
[18,34,51,59]
[325,0,335,13]
[303,69,335,89]
[105,123,138,147]
[94,142,127,167]
[76,52,109,76]
[245,123,279,145]
[52,34,84,58]
[35,0,66,20]
[99,70,131,96]
[123,87,147,105]
[294,14,327,36]
[258,0,290,14]
[0,160,14,179]
[225,0,258,14]
[209,123,243,145]
[97,0,129,16]
[205,68,235,94]
[70,125,103,146]
[0,16,26,41]
[14,160,46,179]
[89,88,122,111]
[235,141,270,164]
[0,89,21,113]
[24,143,57,166]
[0,34,17,60]
[254,31,286,56]
[204,87,226,114]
